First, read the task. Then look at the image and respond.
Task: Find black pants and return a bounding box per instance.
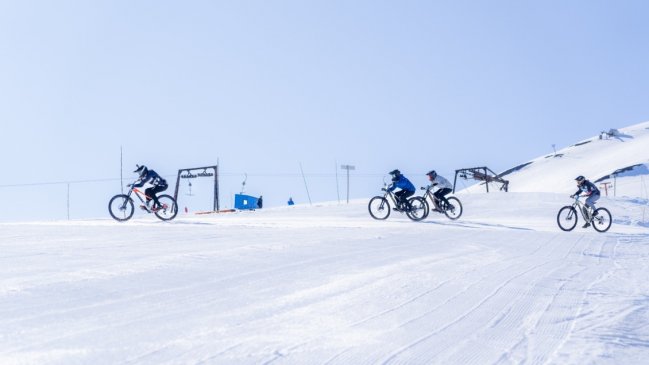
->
[434,188,452,208]
[145,184,167,206]
[395,189,414,207]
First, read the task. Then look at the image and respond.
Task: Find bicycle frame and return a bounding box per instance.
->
[421,185,447,210]
[123,186,155,211]
[570,195,593,221]
[380,189,402,209]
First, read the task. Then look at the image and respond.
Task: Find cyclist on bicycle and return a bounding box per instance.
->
[133,165,168,211]
[426,170,453,211]
[570,175,600,228]
[387,169,416,211]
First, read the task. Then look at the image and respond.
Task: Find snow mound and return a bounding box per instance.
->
[465,121,649,197]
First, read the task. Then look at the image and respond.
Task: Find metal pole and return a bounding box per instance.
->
[215,162,220,211]
[340,165,355,204]
[299,162,312,205]
[346,169,350,203]
[173,169,182,206]
[120,146,123,194]
[335,160,340,204]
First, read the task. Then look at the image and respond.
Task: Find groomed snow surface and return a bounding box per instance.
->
[2,192,649,364]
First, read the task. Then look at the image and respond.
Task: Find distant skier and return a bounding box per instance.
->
[387,169,416,211]
[132,165,168,211]
[288,197,295,206]
[570,175,600,228]
[426,170,453,211]
[257,195,263,209]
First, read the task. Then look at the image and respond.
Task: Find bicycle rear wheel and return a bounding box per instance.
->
[406,197,428,221]
[592,207,612,232]
[557,206,578,231]
[443,197,463,220]
[109,194,134,222]
[154,194,178,221]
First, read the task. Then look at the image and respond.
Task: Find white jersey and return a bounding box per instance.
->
[431,175,453,190]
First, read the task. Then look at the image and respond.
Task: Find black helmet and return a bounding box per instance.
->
[426,170,437,179]
[134,164,148,178]
[575,175,585,185]
[389,169,401,181]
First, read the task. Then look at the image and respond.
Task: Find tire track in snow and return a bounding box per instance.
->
[310,232,568,364]
[543,234,649,364]
[4,228,482,361]
[432,234,592,365]
[376,233,583,364]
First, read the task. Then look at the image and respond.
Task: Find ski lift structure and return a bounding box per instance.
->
[453,166,509,193]
[173,165,219,212]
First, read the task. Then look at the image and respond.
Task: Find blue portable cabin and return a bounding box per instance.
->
[234,194,260,210]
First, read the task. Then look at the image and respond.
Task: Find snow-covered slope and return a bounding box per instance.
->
[2,123,649,364]
[482,121,649,197]
[1,194,648,364]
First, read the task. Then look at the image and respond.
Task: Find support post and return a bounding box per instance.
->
[340,164,355,204]
[215,164,219,211]
[299,163,312,205]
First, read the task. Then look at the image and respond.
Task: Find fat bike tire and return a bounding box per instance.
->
[109,194,134,222]
[154,194,178,221]
[592,207,612,233]
[557,206,578,231]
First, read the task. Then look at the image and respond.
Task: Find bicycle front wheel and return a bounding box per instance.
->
[368,196,390,220]
[406,197,428,221]
[109,194,134,222]
[592,207,612,232]
[443,197,463,220]
[557,206,578,231]
[154,194,178,221]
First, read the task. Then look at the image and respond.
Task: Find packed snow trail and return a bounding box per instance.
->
[1,193,648,364]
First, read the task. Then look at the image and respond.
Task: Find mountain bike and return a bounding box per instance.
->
[368,187,428,221]
[419,185,463,220]
[108,184,178,222]
[556,195,612,232]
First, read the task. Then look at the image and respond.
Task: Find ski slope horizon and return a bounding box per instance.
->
[1,119,648,222]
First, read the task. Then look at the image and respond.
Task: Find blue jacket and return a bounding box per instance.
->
[133,170,167,188]
[574,180,599,197]
[388,176,416,193]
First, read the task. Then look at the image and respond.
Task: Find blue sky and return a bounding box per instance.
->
[1,0,649,219]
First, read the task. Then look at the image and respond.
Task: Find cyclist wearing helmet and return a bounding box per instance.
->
[426,170,453,211]
[387,169,416,211]
[133,164,168,211]
[571,175,600,228]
